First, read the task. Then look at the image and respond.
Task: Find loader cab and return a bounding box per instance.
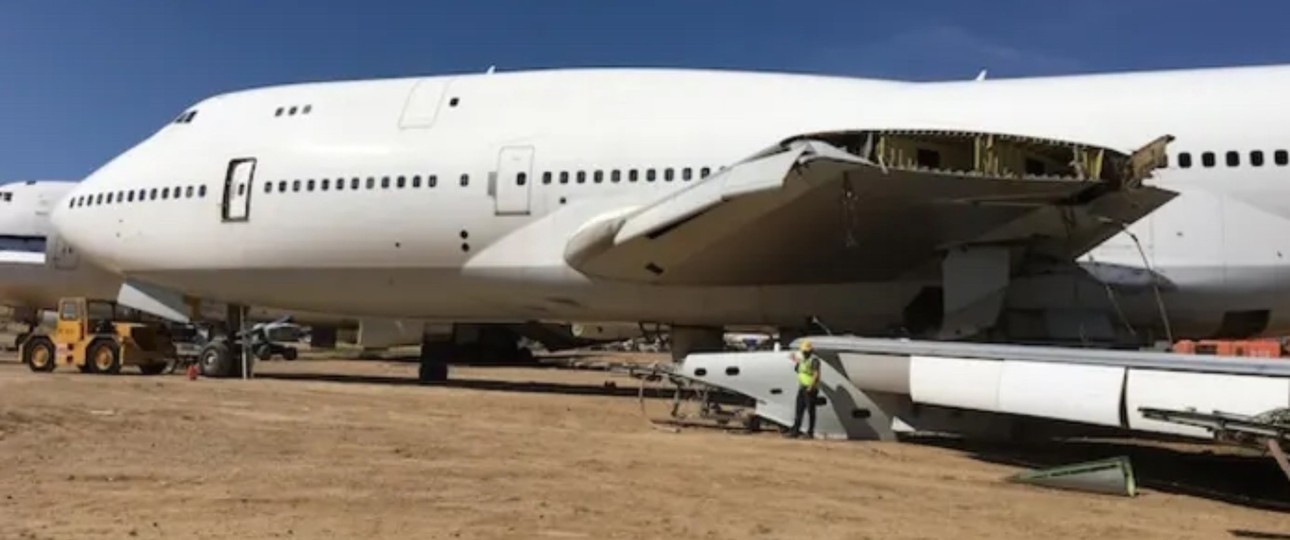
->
[56,298,124,343]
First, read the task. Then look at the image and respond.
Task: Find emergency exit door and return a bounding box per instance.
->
[222,158,257,222]
[494,146,534,215]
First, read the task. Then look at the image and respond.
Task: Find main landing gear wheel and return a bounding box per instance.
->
[417,342,451,383]
[23,337,55,373]
[86,340,122,375]
[198,339,242,378]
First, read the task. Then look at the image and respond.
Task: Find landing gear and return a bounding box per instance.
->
[196,304,253,379]
[413,324,536,383]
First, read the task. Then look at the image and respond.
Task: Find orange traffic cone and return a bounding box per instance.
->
[186,364,199,380]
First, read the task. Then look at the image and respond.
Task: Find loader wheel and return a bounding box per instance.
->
[283,347,298,361]
[87,340,122,374]
[23,337,55,373]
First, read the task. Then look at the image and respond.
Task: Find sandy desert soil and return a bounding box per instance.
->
[1,353,1287,540]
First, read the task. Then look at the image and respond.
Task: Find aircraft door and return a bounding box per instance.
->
[222,158,257,222]
[48,233,78,271]
[494,146,534,215]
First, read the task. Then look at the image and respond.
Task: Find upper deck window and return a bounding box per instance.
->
[172,110,198,124]
[0,192,11,202]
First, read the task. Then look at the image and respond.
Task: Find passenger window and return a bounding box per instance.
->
[1226,151,1240,167]
[127,191,135,202]
[198,185,207,198]
[560,171,569,184]
[1251,151,1265,167]
[460,174,469,187]
[278,180,287,192]
[351,178,360,190]
[647,169,656,182]
[576,171,585,184]
[664,168,674,181]
[412,175,421,188]
[161,187,170,200]
[594,170,603,183]
[105,193,114,204]
[1177,153,1192,168]
[397,176,406,188]
[289,106,298,115]
[336,178,345,191]
[683,168,692,181]
[366,177,375,189]
[265,182,273,193]
[321,179,330,191]
[185,186,193,198]
[611,170,621,183]
[701,167,711,177]
[542,172,552,185]
[149,188,158,200]
[1277,150,1289,166]
[302,105,312,114]
[516,172,527,186]
[292,180,301,192]
[1201,152,1215,167]
[428,175,438,187]
[307,179,315,191]
[381,176,390,189]
[629,169,638,182]
[275,107,284,117]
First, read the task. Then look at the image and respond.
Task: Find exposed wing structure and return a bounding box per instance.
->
[565,129,1176,287]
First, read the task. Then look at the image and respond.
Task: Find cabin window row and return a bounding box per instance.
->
[274,104,313,117]
[540,166,713,185]
[68,184,208,209]
[263,174,470,194]
[1175,150,1289,169]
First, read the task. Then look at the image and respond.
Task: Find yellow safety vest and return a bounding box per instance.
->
[795,353,817,387]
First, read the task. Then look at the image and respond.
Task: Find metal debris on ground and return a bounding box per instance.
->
[1008,456,1138,497]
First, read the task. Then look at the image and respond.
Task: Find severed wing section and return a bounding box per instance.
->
[565,129,1176,286]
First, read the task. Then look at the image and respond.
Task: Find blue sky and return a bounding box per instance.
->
[1,0,1287,181]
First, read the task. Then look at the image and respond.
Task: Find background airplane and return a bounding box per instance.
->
[48,64,1290,379]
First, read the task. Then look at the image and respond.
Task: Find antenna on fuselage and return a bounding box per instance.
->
[974,69,988,81]
[486,65,496,74]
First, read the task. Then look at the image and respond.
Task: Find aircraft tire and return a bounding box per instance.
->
[199,339,236,378]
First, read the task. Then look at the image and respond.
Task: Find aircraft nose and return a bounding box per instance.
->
[50,172,114,270]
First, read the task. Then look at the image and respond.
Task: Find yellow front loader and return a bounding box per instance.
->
[22,297,176,375]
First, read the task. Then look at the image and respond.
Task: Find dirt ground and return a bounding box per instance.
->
[1,352,1287,540]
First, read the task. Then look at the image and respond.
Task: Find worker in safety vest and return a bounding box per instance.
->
[787,339,822,438]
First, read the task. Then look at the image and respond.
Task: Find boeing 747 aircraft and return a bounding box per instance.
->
[48,64,1290,379]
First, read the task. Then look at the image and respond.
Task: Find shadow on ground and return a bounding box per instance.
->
[907,435,1290,513]
[253,367,683,400]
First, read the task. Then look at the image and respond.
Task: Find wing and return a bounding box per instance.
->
[565,129,1176,286]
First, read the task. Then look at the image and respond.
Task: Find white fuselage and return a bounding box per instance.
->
[0,180,377,330]
[49,66,1290,339]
